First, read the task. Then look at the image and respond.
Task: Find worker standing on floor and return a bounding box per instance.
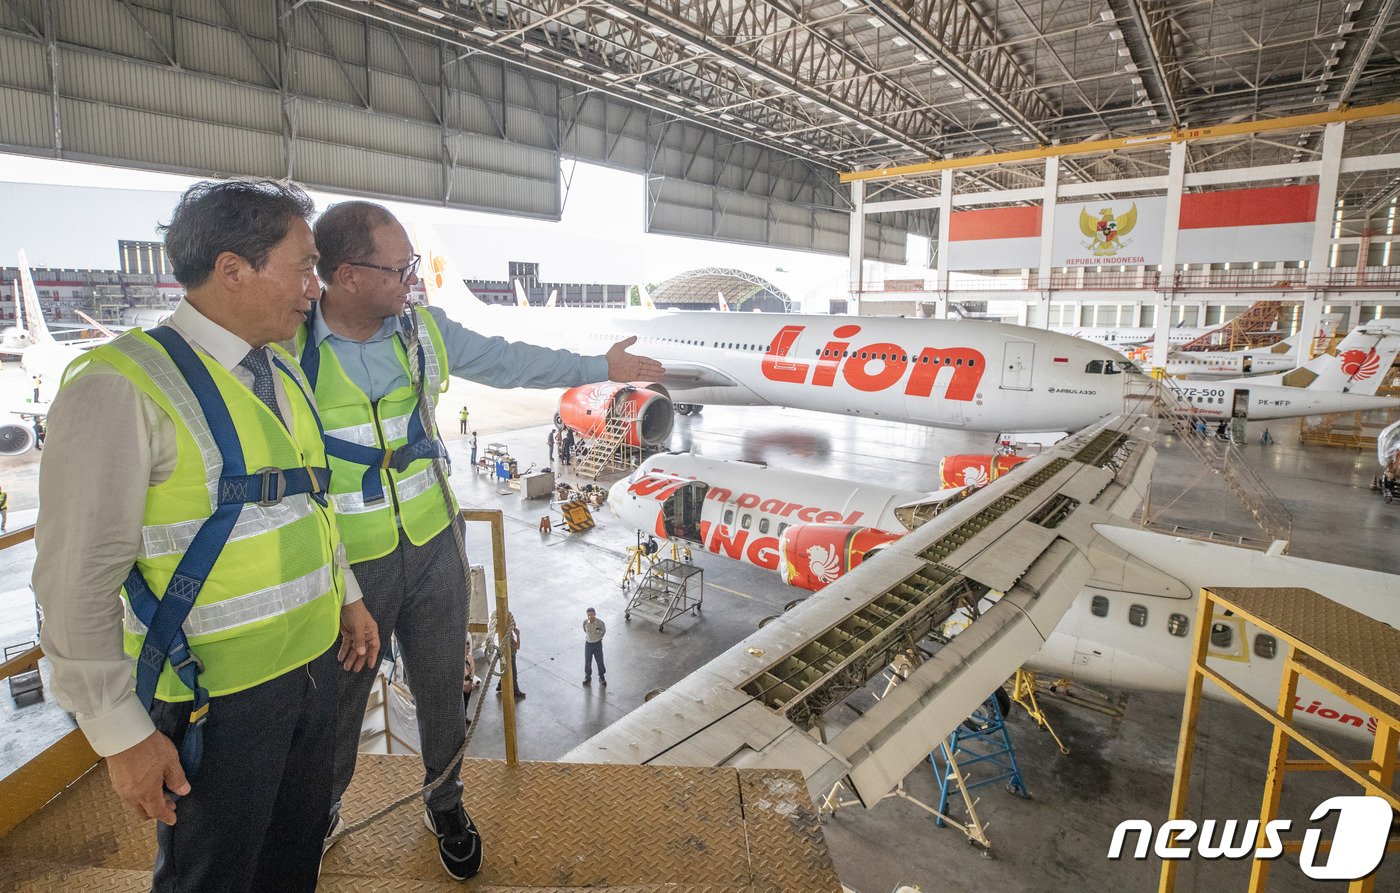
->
[304,200,663,881]
[33,179,379,892]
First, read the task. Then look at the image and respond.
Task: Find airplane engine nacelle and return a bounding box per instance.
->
[937,453,1028,490]
[557,382,673,447]
[0,423,37,457]
[777,523,903,592]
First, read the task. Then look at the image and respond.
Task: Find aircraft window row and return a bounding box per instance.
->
[812,348,976,367]
[1187,393,1224,405]
[1092,597,1279,658]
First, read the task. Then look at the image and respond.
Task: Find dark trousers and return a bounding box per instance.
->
[334,521,469,813]
[150,645,337,893]
[584,641,606,680]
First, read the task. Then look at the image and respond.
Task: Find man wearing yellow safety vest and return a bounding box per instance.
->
[34,179,381,891]
[306,201,663,881]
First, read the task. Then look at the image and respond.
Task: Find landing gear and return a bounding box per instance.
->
[673,403,703,416]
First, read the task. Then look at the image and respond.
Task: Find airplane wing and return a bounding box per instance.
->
[658,361,745,390]
[565,413,1157,805]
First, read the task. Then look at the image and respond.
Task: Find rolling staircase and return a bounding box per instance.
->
[1125,377,1293,547]
[573,410,643,479]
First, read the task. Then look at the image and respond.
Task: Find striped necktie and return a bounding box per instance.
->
[239,348,286,426]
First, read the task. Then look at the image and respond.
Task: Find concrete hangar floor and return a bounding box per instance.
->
[2,374,1397,891]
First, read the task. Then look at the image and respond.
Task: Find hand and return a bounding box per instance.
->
[107,730,190,826]
[338,599,381,672]
[605,336,667,382]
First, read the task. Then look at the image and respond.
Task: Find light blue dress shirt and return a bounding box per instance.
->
[308,305,609,401]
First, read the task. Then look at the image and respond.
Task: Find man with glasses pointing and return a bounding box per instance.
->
[304,201,663,881]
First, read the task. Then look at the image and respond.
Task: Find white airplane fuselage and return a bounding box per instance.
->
[611,453,1400,742]
[451,304,1135,434]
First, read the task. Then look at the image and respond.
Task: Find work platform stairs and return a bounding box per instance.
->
[573,409,644,480]
[1125,376,1293,547]
[624,557,703,631]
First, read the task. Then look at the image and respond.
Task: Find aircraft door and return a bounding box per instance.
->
[1001,341,1034,390]
[1231,389,1250,419]
[660,481,708,544]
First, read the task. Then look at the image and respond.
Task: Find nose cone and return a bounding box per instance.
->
[607,478,631,516]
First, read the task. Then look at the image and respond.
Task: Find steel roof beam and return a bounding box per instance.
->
[1337,0,1397,105]
[1107,0,1181,128]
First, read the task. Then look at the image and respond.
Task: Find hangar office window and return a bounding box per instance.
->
[740,514,752,530]
[1210,622,1233,649]
[759,518,770,534]
[1090,595,1109,617]
[1168,613,1190,637]
[1128,604,1148,627]
[723,509,733,525]
[1254,634,1278,659]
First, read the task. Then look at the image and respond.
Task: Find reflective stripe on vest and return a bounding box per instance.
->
[64,332,344,704]
[297,307,454,562]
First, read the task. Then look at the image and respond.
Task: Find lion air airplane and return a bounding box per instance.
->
[607,450,1400,746]
[410,224,1141,436]
[411,226,1399,441]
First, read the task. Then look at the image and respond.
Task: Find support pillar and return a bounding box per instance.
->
[1299,122,1346,367]
[934,169,953,319]
[1153,142,1187,374]
[848,179,865,316]
[1035,158,1059,329]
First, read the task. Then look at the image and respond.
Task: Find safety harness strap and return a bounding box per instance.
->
[125,326,330,776]
[298,305,447,505]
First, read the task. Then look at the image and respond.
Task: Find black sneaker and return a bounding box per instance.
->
[322,805,346,855]
[583,677,591,686]
[423,803,483,881]
[600,676,607,687]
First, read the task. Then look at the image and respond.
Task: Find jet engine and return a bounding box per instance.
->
[777,523,903,592]
[0,423,37,457]
[557,382,673,448]
[937,453,1028,490]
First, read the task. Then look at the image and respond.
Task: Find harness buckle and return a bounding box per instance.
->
[254,467,286,506]
[171,651,204,675]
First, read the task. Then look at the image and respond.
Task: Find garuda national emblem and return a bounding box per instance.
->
[1079,203,1138,256]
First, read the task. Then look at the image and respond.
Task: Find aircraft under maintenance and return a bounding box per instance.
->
[602,432,1400,797]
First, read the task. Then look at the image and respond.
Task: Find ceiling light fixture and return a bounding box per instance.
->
[1099,10,1114,22]
[472,25,496,37]
[892,36,908,47]
[563,57,583,67]
[867,17,884,28]
[914,52,928,62]
[521,41,542,53]
[1109,29,1123,40]
[417,6,446,19]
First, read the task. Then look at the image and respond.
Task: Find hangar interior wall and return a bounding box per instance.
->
[0,0,923,260]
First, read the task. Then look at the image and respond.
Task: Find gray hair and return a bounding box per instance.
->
[314,200,399,284]
[159,179,315,288]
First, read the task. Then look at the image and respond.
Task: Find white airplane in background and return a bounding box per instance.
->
[608,450,1400,746]
[413,225,1146,436]
[512,281,559,307]
[1161,321,1400,421]
[412,225,1400,441]
[0,252,109,456]
[1156,314,1341,379]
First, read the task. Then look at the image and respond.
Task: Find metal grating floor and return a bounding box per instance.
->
[0,755,840,891]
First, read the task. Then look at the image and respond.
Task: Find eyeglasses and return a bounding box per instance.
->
[346,253,421,284]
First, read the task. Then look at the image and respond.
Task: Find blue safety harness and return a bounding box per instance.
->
[297,304,447,506]
[124,327,330,777]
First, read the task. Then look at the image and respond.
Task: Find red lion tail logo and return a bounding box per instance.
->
[1340,348,1380,380]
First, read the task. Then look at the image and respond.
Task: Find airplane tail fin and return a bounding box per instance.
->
[17,252,54,345]
[546,288,558,308]
[717,290,730,312]
[1271,321,1400,394]
[513,280,531,307]
[406,223,491,317]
